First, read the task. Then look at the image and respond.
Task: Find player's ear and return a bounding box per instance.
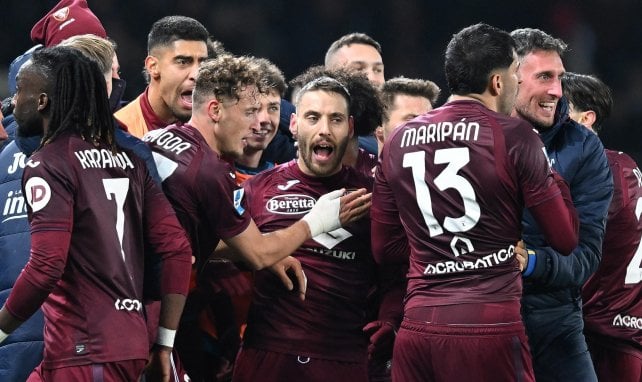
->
[348,115,355,138]
[289,113,298,138]
[37,92,49,112]
[489,73,501,96]
[145,55,160,80]
[207,99,221,122]
[580,110,596,128]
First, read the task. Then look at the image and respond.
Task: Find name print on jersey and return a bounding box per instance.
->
[400,119,480,148]
[142,129,192,155]
[74,149,135,170]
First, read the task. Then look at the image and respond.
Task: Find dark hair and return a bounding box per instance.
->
[562,72,613,132]
[325,32,382,66]
[290,65,383,136]
[445,23,516,95]
[510,28,567,58]
[255,57,287,97]
[381,76,441,122]
[31,46,115,150]
[192,55,265,107]
[147,15,209,53]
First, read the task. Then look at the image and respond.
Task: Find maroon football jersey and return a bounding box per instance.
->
[583,150,642,348]
[16,133,187,368]
[241,161,375,362]
[354,147,378,177]
[143,124,251,265]
[373,100,562,311]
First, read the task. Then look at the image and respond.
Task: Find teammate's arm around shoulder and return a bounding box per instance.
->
[220,188,371,270]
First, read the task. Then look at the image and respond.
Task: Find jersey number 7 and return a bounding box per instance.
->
[103,178,130,265]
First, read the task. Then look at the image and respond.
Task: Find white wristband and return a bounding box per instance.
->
[0,328,9,344]
[156,326,176,348]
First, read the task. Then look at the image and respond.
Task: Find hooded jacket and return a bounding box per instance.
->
[521,97,613,307]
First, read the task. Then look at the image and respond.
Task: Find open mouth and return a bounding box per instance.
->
[180,90,193,108]
[313,143,334,161]
[539,101,556,113]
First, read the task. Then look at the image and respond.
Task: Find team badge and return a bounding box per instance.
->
[24,176,51,212]
[52,6,70,21]
[233,188,245,216]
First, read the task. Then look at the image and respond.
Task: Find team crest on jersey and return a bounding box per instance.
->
[266,194,315,215]
[52,7,70,21]
[24,176,51,212]
[233,188,245,216]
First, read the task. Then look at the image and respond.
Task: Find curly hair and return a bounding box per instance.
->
[254,57,287,97]
[192,55,266,107]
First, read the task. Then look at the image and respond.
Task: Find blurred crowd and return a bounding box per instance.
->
[1,0,640,161]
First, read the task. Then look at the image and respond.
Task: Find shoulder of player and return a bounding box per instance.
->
[242,162,291,189]
[605,149,638,170]
[344,165,374,190]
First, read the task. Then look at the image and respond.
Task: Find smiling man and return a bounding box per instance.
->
[115,16,209,138]
[511,28,613,382]
[234,58,287,183]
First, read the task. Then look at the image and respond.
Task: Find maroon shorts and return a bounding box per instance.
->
[393,304,534,382]
[232,347,368,382]
[26,360,146,382]
[587,333,642,382]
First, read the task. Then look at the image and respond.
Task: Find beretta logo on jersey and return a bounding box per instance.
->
[267,194,316,215]
[24,176,51,212]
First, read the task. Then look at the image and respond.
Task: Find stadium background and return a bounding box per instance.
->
[2,0,640,162]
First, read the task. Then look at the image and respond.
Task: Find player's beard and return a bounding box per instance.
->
[298,135,349,177]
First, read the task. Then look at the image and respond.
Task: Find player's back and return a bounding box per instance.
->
[582,150,642,347]
[24,133,151,366]
[380,100,556,308]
